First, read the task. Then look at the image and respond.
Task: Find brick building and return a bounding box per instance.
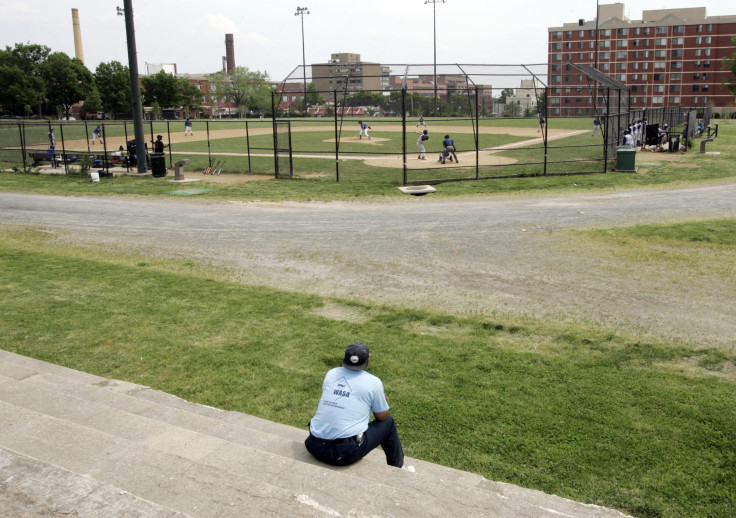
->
[547,3,736,115]
[311,53,390,99]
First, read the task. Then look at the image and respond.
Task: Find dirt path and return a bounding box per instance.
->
[1,184,735,350]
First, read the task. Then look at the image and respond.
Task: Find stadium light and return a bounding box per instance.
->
[425,0,445,115]
[295,7,310,116]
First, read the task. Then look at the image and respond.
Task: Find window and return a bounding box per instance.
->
[654,85,664,93]
[695,49,701,57]
[671,61,682,69]
[692,85,699,92]
[703,73,710,80]
[632,74,639,80]
[565,87,571,93]
[552,42,562,50]
[644,27,651,35]
[551,75,561,82]
[617,40,628,48]
[670,73,681,81]
[706,24,712,31]
[656,38,667,46]
[693,73,700,80]
[577,53,584,60]
[697,24,703,33]
[642,62,649,70]
[578,41,583,49]
[696,37,702,44]
[601,63,610,71]
[655,49,666,58]
[552,31,562,39]
[631,85,638,92]
[652,96,664,104]
[550,97,560,104]
[282,95,288,102]
[633,39,640,47]
[616,62,626,71]
[589,41,595,49]
[693,96,699,104]
[694,61,701,68]
[642,74,648,81]
[670,85,680,93]
[654,62,665,69]
[672,49,683,57]
[702,96,708,104]
[600,40,610,48]
[705,48,711,56]
[600,52,610,59]
[633,51,639,58]
[657,26,667,34]
[566,31,572,38]
[565,42,572,49]
[617,51,627,59]
[643,50,650,58]
[552,53,562,61]
[616,74,626,82]
[672,37,683,45]
[673,25,684,34]
[579,30,585,38]
[670,96,680,104]
[617,28,629,36]
[601,29,611,37]
[705,36,712,44]
[589,30,594,37]
[643,39,650,46]
[653,73,663,81]
[551,64,561,71]
[633,62,639,70]
[704,61,711,68]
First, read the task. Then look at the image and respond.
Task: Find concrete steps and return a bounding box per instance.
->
[0,350,632,517]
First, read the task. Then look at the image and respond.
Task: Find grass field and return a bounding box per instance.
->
[1,120,735,517]
[1,224,734,518]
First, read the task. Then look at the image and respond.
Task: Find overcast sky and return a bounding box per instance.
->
[2,0,731,83]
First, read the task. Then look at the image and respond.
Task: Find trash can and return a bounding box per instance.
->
[150,152,167,177]
[616,146,637,172]
[669,136,680,153]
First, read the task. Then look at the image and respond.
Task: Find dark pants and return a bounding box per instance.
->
[305,416,404,468]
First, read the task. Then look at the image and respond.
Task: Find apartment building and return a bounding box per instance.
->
[311,53,390,98]
[548,3,736,115]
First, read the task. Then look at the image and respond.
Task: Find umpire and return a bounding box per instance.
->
[305,342,405,468]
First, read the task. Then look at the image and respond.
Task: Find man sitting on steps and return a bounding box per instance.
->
[305,342,405,468]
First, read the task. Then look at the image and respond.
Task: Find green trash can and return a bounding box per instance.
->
[616,146,637,172]
[150,152,167,177]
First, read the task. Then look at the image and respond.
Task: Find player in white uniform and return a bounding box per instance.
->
[416,129,429,159]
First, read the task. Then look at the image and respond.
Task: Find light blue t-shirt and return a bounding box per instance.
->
[309,367,389,440]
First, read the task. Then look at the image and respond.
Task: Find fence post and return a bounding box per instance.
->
[19,122,27,170]
[402,88,407,186]
[245,120,252,174]
[333,89,339,183]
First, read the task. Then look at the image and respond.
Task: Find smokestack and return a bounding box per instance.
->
[71,8,85,64]
[225,34,235,74]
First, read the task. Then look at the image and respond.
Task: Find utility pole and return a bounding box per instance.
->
[118,1,147,173]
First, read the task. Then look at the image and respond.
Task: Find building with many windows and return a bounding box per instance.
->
[547,3,736,115]
[311,53,390,99]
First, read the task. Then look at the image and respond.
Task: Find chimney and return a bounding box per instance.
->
[71,8,84,64]
[225,34,235,74]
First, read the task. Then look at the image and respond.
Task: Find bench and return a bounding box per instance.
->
[28,151,79,167]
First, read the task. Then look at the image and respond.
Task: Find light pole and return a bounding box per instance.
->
[425,0,445,116]
[295,7,309,116]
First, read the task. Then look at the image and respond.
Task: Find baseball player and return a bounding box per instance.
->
[416,129,429,160]
[358,121,371,140]
[184,118,193,136]
[92,125,103,145]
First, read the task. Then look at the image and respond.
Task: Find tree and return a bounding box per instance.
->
[178,78,203,116]
[499,88,515,104]
[723,36,736,96]
[81,89,102,118]
[207,67,270,117]
[306,82,324,107]
[141,71,181,109]
[41,52,94,119]
[95,61,132,117]
[0,43,49,115]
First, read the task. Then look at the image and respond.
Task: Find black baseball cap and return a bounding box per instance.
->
[342,342,370,371]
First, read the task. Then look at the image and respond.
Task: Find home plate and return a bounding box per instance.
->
[398,185,437,196]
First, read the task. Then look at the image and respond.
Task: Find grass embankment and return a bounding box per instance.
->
[1,224,734,518]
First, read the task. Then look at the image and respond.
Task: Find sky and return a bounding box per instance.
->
[2,0,731,86]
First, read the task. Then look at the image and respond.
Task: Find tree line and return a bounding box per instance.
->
[0,42,274,120]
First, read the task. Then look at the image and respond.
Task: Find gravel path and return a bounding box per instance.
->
[2,183,735,348]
